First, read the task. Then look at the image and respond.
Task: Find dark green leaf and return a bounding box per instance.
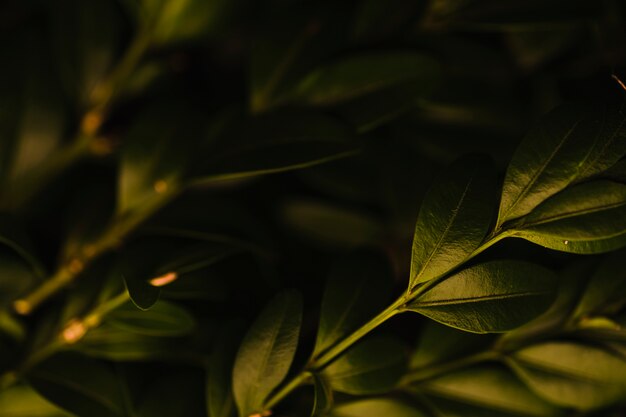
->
[512,180,626,253]
[498,102,626,226]
[410,155,496,288]
[73,324,178,361]
[311,373,333,417]
[507,341,626,410]
[106,300,195,337]
[289,52,439,106]
[314,251,393,357]
[281,200,382,249]
[207,322,245,417]
[232,290,302,416]
[330,399,426,417]
[0,251,40,307]
[323,336,407,395]
[407,260,557,333]
[0,384,73,417]
[419,365,563,417]
[27,352,126,417]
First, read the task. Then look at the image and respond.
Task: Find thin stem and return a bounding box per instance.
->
[264,371,312,410]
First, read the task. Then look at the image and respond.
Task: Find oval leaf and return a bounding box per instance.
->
[323,336,407,395]
[330,399,426,417]
[0,384,73,417]
[410,155,496,288]
[407,260,557,333]
[314,251,393,357]
[27,352,126,417]
[311,373,333,417]
[512,180,626,253]
[498,102,626,226]
[232,290,302,416]
[507,341,626,410]
[419,365,563,417]
[106,300,195,337]
[290,52,438,106]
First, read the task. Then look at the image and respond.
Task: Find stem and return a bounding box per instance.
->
[264,371,312,410]
[14,188,178,315]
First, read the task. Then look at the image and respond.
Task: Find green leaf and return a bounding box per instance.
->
[118,103,198,214]
[512,180,626,253]
[573,249,626,318]
[330,399,426,417]
[194,110,355,184]
[411,321,494,369]
[406,260,557,333]
[289,52,439,106]
[419,365,563,417]
[311,373,333,417]
[232,290,302,416]
[323,336,408,395]
[314,251,393,357]
[0,384,73,417]
[27,352,126,417]
[50,0,124,104]
[281,200,382,249]
[0,251,40,307]
[106,300,195,337]
[498,102,626,226]
[507,341,626,410]
[73,324,178,361]
[410,155,496,288]
[207,322,245,417]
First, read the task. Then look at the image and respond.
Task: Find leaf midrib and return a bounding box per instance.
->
[413,290,550,308]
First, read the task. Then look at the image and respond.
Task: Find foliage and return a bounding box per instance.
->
[1,0,626,416]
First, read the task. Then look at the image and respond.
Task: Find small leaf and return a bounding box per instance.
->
[410,155,496,288]
[314,251,393,357]
[311,373,333,417]
[418,365,563,417]
[323,336,407,395]
[27,352,126,417]
[512,180,626,253]
[232,290,302,417]
[498,102,626,226]
[406,260,557,333]
[330,398,426,417]
[289,52,438,106]
[0,384,73,417]
[106,300,195,337]
[507,341,626,410]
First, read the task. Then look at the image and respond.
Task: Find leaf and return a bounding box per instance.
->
[0,251,40,307]
[410,155,496,288]
[106,300,195,337]
[314,251,393,357]
[194,110,355,184]
[573,249,626,318]
[323,336,408,395]
[507,341,626,410]
[73,324,178,361]
[419,365,563,417]
[0,384,73,417]
[512,180,626,253]
[50,0,124,104]
[311,373,333,417]
[289,52,439,106]
[118,102,198,214]
[330,399,426,417]
[406,260,557,333]
[27,352,126,417]
[281,199,382,249]
[207,321,245,417]
[498,102,626,226]
[232,290,302,416]
[411,321,494,369]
